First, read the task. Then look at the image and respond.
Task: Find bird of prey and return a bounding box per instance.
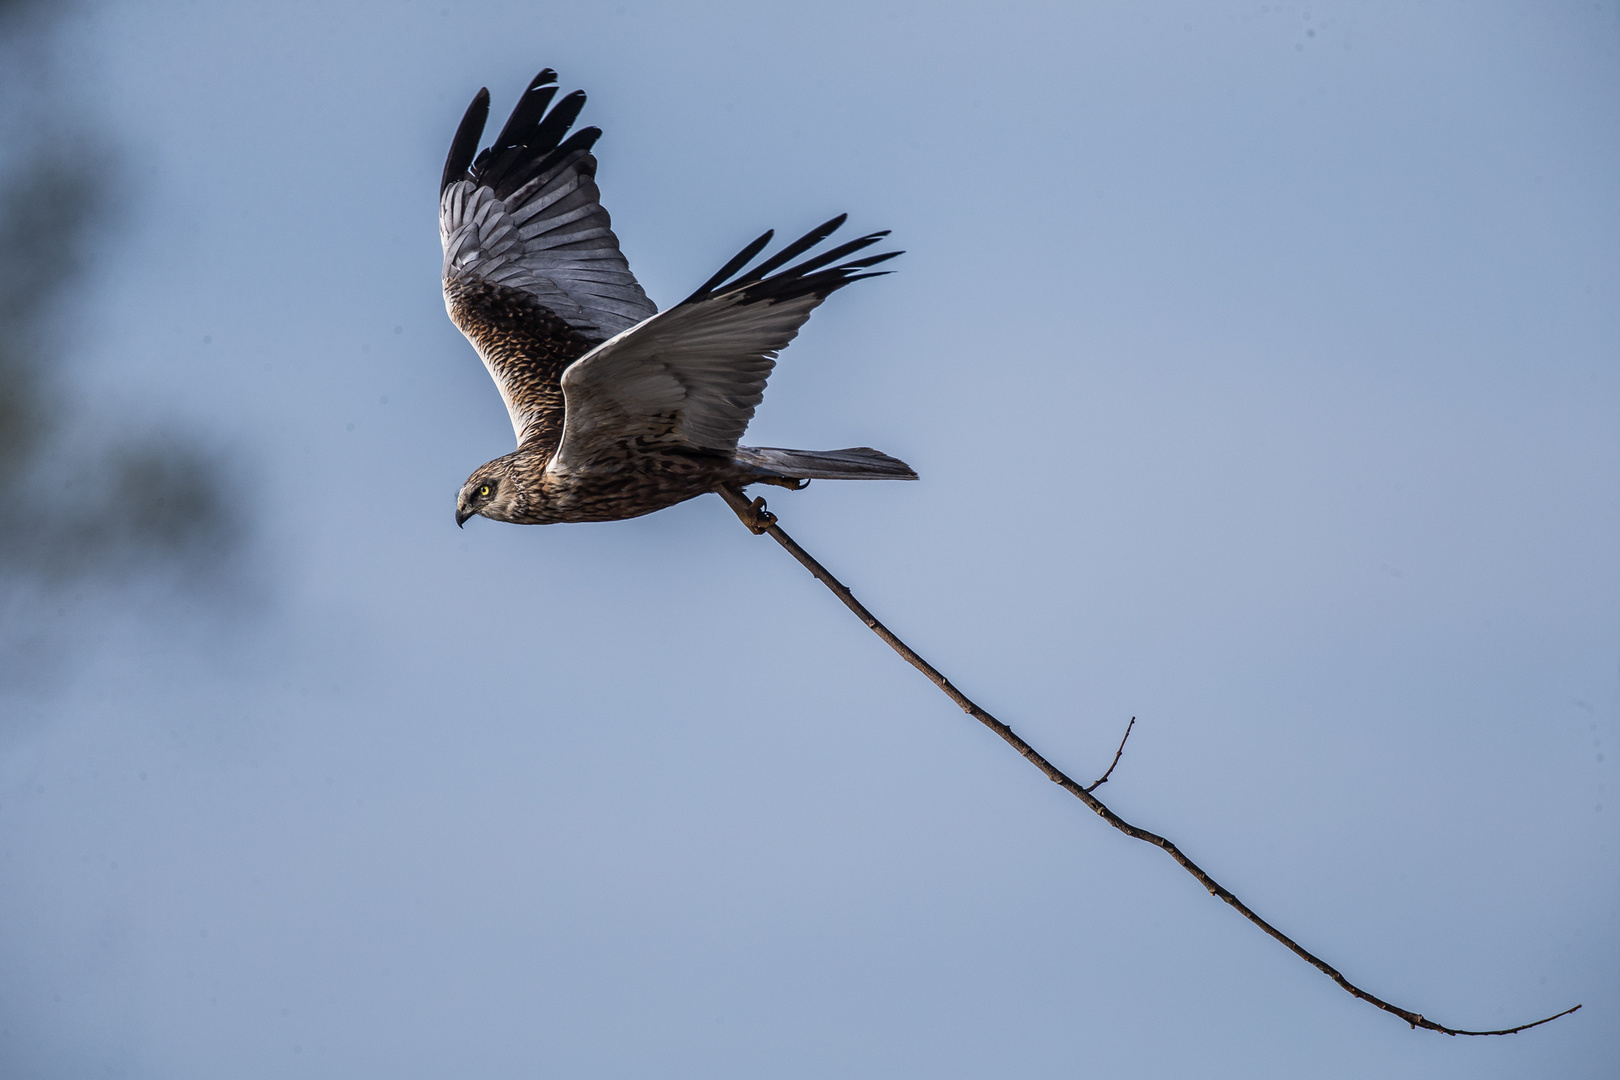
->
[441,68,916,527]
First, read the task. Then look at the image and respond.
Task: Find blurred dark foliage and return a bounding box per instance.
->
[0,0,243,658]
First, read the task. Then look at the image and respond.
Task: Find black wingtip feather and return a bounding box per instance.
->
[529,90,588,153]
[455,72,600,199]
[778,231,889,279]
[839,250,903,271]
[440,88,490,193]
[680,219,901,308]
[482,126,604,200]
[732,214,847,286]
[490,81,559,154]
[682,230,775,305]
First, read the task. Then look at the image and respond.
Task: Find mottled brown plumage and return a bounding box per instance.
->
[440,68,916,528]
[443,274,591,449]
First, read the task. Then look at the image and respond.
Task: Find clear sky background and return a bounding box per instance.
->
[1,1,1616,1076]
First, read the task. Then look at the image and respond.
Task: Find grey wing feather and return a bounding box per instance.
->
[549,219,900,474]
[440,70,657,345]
[551,292,816,472]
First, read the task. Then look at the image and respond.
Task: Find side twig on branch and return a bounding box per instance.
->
[716,486,1580,1038]
[1086,716,1135,792]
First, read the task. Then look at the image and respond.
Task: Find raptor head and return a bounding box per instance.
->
[455,456,525,526]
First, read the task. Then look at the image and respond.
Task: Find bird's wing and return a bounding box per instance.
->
[549,216,898,474]
[440,69,657,446]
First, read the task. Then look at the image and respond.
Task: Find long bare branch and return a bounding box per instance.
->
[716,486,1579,1037]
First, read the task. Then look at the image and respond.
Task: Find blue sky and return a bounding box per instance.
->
[1,1,1616,1076]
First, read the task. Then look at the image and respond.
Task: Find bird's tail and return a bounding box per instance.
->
[735,445,918,481]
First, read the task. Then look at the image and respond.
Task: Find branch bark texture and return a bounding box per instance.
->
[716,486,1579,1038]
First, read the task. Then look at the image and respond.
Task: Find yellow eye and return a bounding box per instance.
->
[478,485,490,497]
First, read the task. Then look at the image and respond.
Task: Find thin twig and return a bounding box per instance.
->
[716,486,1580,1037]
[1086,716,1135,792]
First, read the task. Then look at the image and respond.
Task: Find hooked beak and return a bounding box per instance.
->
[456,506,473,528]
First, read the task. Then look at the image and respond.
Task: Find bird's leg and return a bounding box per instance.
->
[719,487,778,534]
[741,496,777,534]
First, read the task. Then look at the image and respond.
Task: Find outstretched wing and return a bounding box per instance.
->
[440,69,657,446]
[549,216,899,475]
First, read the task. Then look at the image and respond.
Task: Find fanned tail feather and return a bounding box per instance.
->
[735,446,917,481]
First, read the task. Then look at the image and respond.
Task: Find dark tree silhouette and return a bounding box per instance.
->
[0,0,242,679]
